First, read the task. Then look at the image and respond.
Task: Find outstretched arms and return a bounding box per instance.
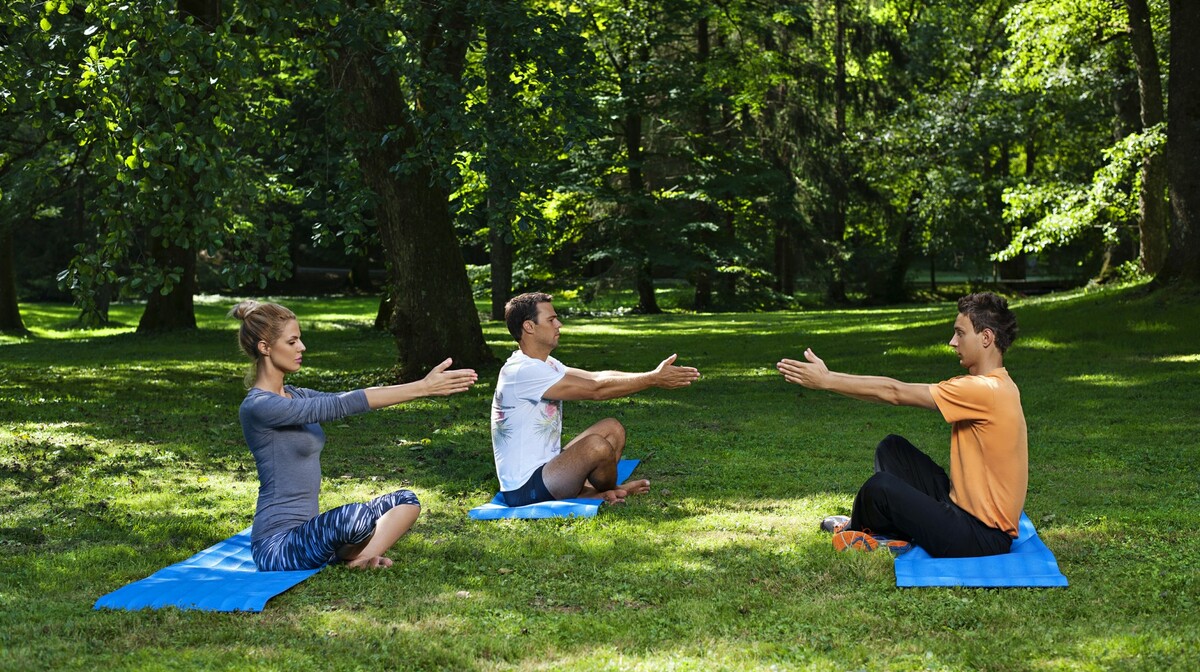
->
[544,354,700,401]
[776,348,937,410]
[363,358,478,409]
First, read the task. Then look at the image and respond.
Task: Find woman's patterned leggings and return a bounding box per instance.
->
[251,489,420,571]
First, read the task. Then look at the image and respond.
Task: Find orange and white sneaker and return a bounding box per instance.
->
[832,530,879,552]
[831,530,913,555]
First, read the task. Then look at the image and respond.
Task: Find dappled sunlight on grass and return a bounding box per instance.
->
[1018,336,1070,351]
[1153,353,1200,363]
[1127,319,1175,334]
[881,344,952,358]
[1064,373,1141,387]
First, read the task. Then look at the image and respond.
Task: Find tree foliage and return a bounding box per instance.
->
[2,0,1193,346]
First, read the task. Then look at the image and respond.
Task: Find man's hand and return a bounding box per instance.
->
[776,349,938,409]
[776,348,829,390]
[652,354,701,389]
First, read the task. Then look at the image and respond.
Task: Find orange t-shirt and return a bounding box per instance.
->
[928,368,1027,537]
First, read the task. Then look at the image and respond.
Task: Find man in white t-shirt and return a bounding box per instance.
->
[491,292,700,506]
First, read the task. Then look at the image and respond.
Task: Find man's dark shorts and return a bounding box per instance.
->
[501,465,555,507]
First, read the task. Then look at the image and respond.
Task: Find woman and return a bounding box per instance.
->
[230,300,477,570]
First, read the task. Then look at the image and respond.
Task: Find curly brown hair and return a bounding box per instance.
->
[957,292,1018,353]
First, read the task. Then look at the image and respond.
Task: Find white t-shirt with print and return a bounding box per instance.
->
[491,350,568,492]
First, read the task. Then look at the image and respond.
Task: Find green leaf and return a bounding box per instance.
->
[40,17,52,31]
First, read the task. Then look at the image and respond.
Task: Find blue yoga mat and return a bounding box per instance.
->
[94,528,321,612]
[470,459,640,520]
[894,513,1068,588]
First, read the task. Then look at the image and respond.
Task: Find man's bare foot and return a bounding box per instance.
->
[618,478,650,496]
[345,555,393,569]
[600,488,629,504]
[596,479,650,504]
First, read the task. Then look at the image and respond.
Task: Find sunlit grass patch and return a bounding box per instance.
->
[1063,372,1142,387]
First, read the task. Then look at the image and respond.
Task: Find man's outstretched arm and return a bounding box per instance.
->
[776,348,937,410]
[545,354,700,401]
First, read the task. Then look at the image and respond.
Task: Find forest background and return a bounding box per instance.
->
[2,0,1200,378]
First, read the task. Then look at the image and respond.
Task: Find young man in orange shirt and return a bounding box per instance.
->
[776,292,1026,558]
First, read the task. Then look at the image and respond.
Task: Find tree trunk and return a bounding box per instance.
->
[1126,0,1169,275]
[488,213,513,320]
[374,290,393,331]
[692,17,714,312]
[0,224,27,333]
[883,193,921,303]
[486,6,517,321]
[136,0,221,333]
[692,269,712,311]
[137,240,198,332]
[624,107,660,314]
[774,217,797,296]
[347,251,375,292]
[336,13,495,380]
[827,0,849,303]
[1159,0,1200,283]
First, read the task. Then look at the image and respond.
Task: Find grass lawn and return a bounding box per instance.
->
[1,284,1197,670]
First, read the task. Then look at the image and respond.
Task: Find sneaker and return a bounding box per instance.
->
[820,515,850,534]
[832,530,879,552]
[873,537,913,556]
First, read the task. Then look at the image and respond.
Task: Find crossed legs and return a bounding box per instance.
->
[848,434,1012,558]
[337,503,421,569]
[541,417,650,503]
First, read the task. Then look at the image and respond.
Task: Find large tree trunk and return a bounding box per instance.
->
[336,10,494,380]
[136,0,222,333]
[0,224,27,333]
[624,107,660,314]
[1126,0,1169,275]
[1159,0,1200,283]
[137,240,197,332]
[137,239,198,332]
[485,5,516,321]
[882,192,922,303]
[827,0,849,303]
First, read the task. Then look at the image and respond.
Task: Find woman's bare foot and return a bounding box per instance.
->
[345,555,393,569]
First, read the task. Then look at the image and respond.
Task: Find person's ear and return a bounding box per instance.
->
[258,340,269,356]
[523,319,535,335]
[981,328,994,348]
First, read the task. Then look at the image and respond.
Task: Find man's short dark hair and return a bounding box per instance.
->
[505,292,553,342]
[958,292,1018,353]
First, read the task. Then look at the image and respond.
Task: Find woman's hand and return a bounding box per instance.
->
[421,358,478,396]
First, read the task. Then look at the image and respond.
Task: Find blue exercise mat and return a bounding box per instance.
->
[470,459,640,520]
[894,512,1068,588]
[94,528,321,612]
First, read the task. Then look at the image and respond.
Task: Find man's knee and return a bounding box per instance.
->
[860,471,900,502]
[595,417,626,447]
[874,434,910,469]
[578,432,619,461]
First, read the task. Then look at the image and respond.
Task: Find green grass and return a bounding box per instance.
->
[2,285,1198,670]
